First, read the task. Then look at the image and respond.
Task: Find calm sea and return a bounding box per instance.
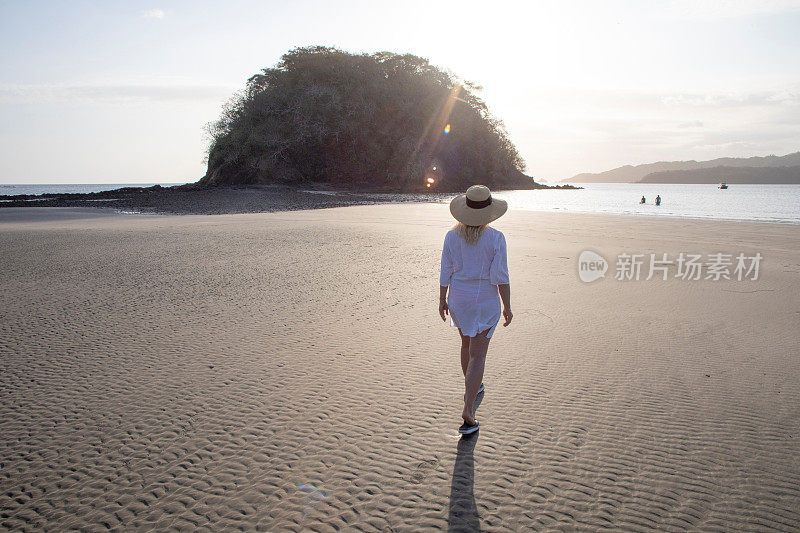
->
[1,182,798,224]
[0,183,186,196]
[493,183,800,225]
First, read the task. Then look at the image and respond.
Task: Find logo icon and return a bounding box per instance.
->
[578,250,608,282]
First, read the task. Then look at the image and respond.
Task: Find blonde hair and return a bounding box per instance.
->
[453,222,488,245]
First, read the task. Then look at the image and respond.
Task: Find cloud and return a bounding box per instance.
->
[141,8,165,19]
[660,88,800,108]
[677,120,704,128]
[0,81,235,105]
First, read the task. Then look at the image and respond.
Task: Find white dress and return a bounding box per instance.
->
[440,226,510,338]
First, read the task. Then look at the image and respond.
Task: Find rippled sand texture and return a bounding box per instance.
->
[1,205,799,531]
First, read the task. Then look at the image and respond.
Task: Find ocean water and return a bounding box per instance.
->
[492,183,800,224]
[2,182,798,224]
[0,183,186,197]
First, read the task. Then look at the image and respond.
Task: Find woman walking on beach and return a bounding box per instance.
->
[439,185,513,435]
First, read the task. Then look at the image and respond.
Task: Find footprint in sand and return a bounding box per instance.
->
[405,458,440,484]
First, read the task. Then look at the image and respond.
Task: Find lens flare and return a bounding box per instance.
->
[444,124,451,135]
[406,84,461,173]
[298,483,328,500]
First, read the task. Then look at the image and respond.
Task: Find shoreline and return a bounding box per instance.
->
[0,182,580,216]
[2,183,796,225]
[0,184,447,215]
[1,201,797,227]
[521,208,800,226]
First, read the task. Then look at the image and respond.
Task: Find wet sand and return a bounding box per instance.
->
[1,205,798,531]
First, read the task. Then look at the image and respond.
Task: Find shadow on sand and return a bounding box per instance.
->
[448,392,483,532]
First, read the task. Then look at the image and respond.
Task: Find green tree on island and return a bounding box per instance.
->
[200,46,539,192]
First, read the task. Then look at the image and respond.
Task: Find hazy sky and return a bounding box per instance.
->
[1,0,799,183]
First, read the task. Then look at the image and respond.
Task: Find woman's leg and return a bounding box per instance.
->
[462,328,491,424]
[457,328,470,377]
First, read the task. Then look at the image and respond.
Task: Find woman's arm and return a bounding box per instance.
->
[439,233,453,321]
[490,232,513,326]
[498,284,512,326]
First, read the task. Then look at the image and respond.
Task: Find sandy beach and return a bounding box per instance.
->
[1,204,798,531]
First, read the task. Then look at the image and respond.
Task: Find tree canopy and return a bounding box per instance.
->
[199,46,537,192]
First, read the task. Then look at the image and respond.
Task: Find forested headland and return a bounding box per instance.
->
[199,46,558,192]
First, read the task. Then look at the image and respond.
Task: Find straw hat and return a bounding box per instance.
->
[449,185,508,226]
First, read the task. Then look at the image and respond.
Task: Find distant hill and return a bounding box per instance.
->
[564,151,800,183]
[639,165,800,184]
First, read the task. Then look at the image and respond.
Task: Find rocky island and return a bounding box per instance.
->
[200,46,561,193]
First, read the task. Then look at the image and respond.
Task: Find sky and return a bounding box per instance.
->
[1,0,799,184]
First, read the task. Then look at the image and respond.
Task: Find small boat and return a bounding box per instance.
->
[719,182,728,189]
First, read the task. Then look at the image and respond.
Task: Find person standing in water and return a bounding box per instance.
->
[655,195,661,206]
[439,185,513,435]
[640,195,646,204]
